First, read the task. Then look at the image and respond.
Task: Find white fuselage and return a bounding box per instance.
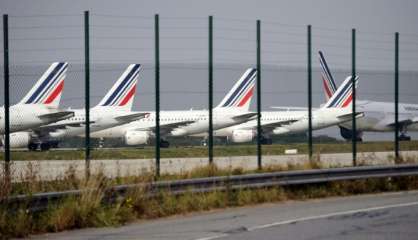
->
[90,109,255,139]
[340,100,418,132]
[194,107,354,139]
[0,104,67,134]
[46,106,138,138]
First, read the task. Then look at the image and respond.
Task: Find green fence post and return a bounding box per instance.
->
[84,11,91,178]
[394,32,399,160]
[307,25,313,159]
[3,14,10,181]
[351,28,357,166]
[155,14,161,177]
[208,15,214,165]
[256,20,262,170]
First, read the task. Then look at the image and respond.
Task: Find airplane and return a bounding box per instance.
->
[90,68,259,147]
[0,62,74,145]
[7,64,148,151]
[192,74,362,144]
[319,50,418,141]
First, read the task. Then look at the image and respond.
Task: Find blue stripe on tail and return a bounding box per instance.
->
[102,64,140,106]
[222,68,257,107]
[26,62,66,104]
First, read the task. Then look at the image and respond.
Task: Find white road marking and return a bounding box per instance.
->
[195,234,229,240]
[194,200,418,240]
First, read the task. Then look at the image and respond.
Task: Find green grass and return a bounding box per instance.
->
[1,176,418,239]
[1,156,418,239]
[2,141,418,161]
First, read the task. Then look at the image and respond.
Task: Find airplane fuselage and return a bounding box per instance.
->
[0,104,69,134]
[340,100,418,132]
[45,106,142,138]
[196,107,354,139]
[90,109,255,139]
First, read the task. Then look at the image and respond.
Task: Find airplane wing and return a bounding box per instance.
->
[259,119,299,132]
[387,116,418,128]
[237,119,299,133]
[232,112,258,121]
[270,106,318,111]
[38,111,74,122]
[133,120,196,135]
[38,120,95,131]
[337,112,364,122]
[115,112,149,123]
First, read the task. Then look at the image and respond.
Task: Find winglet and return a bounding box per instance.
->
[96,64,141,111]
[19,62,68,108]
[216,68,257,111]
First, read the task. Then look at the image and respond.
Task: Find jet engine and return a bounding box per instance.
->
[124,131,151,145]
[339,126,363,142]
[5,132,32,148]
[230,130,254,143]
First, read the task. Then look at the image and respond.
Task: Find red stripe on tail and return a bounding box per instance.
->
[322,76,333,99]
[43,80,64,104]
[341,94,353,107]
[237,86,254,107]
[119,84,136,106]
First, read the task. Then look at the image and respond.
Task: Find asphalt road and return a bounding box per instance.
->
[31,190,418,240]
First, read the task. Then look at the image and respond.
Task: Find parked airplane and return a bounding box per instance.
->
[319,50,418,141]
[8,64,148,150]
[0,62,74,146]
[192,74,361,144]
[90,68,259,147]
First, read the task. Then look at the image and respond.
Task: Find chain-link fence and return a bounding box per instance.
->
[1,12,418,185]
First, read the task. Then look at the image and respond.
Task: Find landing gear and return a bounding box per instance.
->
[27,141,54,151]
[159,139,170,148]
[399,126,411,141]
[399,134,411,141]
[28,142,38,151]
[260,136,273,145]
[40,143,51,151]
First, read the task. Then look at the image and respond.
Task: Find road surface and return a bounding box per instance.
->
[30,190,418,240]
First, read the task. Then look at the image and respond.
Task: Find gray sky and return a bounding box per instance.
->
[1,0,418,140]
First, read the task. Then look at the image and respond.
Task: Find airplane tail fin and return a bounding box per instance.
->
[322,75,358,109]
[215,68,257,111]
[319,51,338,101]
[19,62,68,108]
[95,64,141,111]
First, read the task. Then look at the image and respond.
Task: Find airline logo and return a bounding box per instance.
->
[324,76,357,108]
[23,62,68,105]
[319,51,337,100]
[100,64,141,107]
[219,68,257,108]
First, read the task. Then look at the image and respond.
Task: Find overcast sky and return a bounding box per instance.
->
[1,0,418,140]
